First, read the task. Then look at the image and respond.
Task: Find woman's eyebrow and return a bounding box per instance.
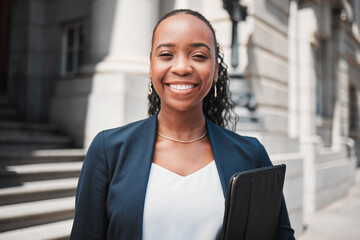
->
[190,43,210,51]
[156,43,175,49]
[155,43,211,51]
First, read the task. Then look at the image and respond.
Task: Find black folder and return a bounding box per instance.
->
[218,164,286,240]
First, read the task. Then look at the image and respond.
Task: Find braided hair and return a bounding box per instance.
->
[148,9,238,130]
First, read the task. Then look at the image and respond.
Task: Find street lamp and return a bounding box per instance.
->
[222,0,259,126]
[223,0,247,69]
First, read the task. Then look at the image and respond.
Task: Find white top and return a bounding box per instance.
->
[143,161,225,240]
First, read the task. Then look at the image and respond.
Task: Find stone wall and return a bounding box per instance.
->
[50,0,159,147]
[294,0,359,217]
[8,0,91,122]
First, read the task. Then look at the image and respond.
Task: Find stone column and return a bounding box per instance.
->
[84,0,160,147]
[8,0,46,122]
[88,0,158,66]
[296,6,322,215]
[288,0,299,138]
[174,0,189,9]
[355,1,360,36]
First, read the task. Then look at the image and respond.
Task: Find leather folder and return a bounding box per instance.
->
[218,164,286,240]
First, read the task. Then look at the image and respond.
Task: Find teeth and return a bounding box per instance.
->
[169,84,195,90]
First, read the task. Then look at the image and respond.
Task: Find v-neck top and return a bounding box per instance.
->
[142,161,225,240]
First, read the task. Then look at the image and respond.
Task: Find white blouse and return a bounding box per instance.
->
[142,161,225,240]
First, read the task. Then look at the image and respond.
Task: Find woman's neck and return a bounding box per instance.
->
[157,108,206,140]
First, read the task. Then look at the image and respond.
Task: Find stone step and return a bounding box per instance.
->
[0,197,75,232]
[0,149,85,165]
[0,121,58,131]
[0,121,59,137]
[0,178,78,206]
[0,219,73,240]
[0,162,83,185]
[317,148,348,163]
[237,132,300,154]
[0,135,72,151]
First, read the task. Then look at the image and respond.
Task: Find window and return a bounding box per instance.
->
[314,41,326,117]
[61,22,85,77]
[349,85,358,133]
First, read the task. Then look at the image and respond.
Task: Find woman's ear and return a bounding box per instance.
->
[149,52,153,79]
[149,62,153,80]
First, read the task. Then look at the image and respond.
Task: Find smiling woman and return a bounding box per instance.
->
[150,13,217,116]
[148,10,235,129]
[70,9,295,240]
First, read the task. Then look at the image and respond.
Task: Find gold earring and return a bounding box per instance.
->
[148,81,153,95]
[214,83,217,98]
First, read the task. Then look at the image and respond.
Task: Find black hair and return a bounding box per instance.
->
[148,9,238,130]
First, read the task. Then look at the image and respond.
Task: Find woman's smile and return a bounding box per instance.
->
[168,84,196,90]
[164,82,200,96]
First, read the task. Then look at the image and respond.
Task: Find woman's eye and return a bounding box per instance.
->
[193,54,208,60]
[158,52,173,57]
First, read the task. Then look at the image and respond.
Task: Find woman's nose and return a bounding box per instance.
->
[171,55,192,75]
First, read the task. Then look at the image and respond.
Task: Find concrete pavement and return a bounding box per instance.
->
[298,168,360,240]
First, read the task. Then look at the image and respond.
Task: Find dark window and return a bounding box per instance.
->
[349,85,358,133]
[61,22,85,77]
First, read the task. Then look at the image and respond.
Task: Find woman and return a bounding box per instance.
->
[71,9,295,240]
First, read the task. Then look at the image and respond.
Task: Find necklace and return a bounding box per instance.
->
[157,131,208,143]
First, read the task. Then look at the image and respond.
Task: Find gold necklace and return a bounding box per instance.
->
[157,131,208,144]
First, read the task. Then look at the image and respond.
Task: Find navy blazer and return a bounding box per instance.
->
[71,114,295,239]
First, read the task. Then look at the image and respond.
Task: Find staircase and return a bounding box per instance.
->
[0,95,85,240]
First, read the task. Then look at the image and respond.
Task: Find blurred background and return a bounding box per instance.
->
[0,0,359,239]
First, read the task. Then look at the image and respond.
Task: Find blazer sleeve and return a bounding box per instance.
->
[70,131,109,239]
[258,141,296,240]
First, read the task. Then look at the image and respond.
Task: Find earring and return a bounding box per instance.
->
[214,83,217,98]
[148,81,153,95]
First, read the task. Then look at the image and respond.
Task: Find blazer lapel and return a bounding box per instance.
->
[206,120,227,197]
[206,120,249,197]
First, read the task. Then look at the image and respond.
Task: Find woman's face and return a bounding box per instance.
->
[150,14,218,113]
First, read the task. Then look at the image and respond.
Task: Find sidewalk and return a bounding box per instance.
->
[298,168,360,240]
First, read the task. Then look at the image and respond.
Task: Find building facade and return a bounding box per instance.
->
[1,0,359,237]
